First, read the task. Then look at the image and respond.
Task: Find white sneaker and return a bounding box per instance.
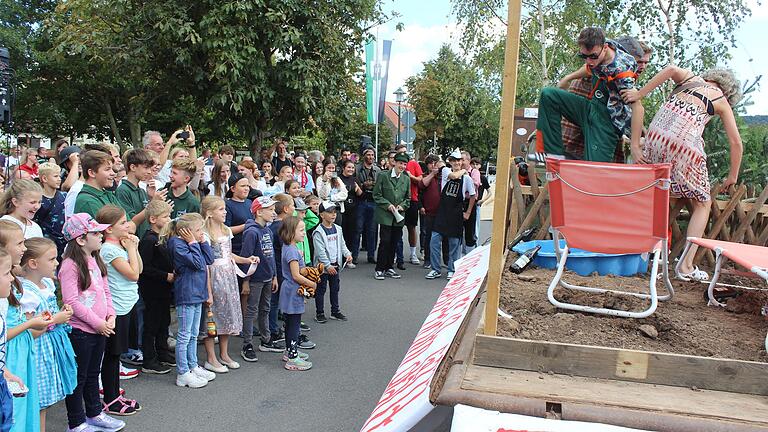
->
[425,270,441,280]
[192,366,216,381]
[447,271,455,279]
[176,371,207,388]
[410,255,421,265]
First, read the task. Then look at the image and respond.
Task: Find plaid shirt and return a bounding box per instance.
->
[561,78,625,163]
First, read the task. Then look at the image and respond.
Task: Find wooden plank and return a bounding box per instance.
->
[461,365,768,425]
[716,200,768,214]
[483,0,523,336]
[695,185,746,264]
[734,185,768,243]
[473,335,768,396]
[515,187,549,237]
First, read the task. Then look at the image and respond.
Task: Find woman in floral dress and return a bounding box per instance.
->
[623,66,743,281]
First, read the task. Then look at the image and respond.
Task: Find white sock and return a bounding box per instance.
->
[410,247,417,257]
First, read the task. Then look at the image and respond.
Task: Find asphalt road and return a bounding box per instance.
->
[47,227,484,431]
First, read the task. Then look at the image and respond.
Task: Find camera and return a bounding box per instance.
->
[177,131,190,140]
[258,170,265,177]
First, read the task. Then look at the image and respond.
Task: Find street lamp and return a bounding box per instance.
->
[394,87,405,146]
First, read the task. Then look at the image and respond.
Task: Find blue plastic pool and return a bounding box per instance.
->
[512,239,648,276]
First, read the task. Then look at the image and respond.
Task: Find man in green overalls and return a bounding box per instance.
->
[534,27,644,163]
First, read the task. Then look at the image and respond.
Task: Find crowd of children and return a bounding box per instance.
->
[0,125,493,432]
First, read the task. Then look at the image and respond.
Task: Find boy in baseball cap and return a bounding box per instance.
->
[312,201,353,323]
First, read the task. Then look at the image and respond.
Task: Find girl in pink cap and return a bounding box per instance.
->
[59,213,126,432]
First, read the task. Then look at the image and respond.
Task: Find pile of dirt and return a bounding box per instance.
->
[497,259,768,362]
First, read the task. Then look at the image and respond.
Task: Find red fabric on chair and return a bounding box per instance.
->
[547,159,671,255]
[689,238,768,272]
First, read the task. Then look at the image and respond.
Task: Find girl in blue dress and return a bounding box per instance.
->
[0,221,51,432]
[19,237,77,432]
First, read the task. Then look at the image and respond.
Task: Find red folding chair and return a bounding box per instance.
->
[678,238,768,350]
[546,159,675,318]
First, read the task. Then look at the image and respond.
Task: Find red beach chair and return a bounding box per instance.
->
[680,238,768,351]
[545,159,675,318]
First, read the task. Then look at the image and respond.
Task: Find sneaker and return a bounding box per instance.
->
[103,397,137,417]
[330,311,348,321]
[314,313,328,323]
[396,262,406,270]
[176,371,207,388]
[119,352,143,367]
[352,257,358,265]
[141,360,171,375]
[192,366,216,381]
[385,269,401,279]
[67,423,100,432]
[410,255,421,265]
[86,412,126,431]
[425,270,441,280]
[447,271,455,279]
[158,351,176,367]
[204,362,229,373]
[422,262,431,269]
[300,322,311,332]
[259,340,284,352]
[118,365,139,380]
[284,356,313,371]
[281,350,310,362]
[346,262,357,269]
[527,152,564,164]
[241,343,258,362]
[270,331,285,343]
[374,271,385,280]
[298,334,316,349]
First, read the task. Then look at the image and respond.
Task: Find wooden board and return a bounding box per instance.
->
[473,335,768,396]
[460,365,768,426]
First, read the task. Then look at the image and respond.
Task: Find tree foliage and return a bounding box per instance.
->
[405,45,499,160]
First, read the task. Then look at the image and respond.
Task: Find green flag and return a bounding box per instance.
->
[365,38,376,124]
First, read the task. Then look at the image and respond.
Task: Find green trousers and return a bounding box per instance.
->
[536,87,620,162]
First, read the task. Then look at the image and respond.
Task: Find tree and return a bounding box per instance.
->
[406,45,499,159]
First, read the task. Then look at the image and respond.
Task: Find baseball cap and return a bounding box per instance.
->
[447,148,463,161]
[250,196,276,214]
[63,213,110,242]
[319,201,337,213]
[293,197,309,211]
[226,173,246,198]
[58,146,81,164]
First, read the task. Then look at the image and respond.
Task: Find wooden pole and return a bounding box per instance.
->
[483,0,523,336]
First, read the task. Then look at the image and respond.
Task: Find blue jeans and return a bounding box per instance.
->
[356,200,377,260]
[315,272,341,315]
[430,232,462,273]
[175,303,202,374]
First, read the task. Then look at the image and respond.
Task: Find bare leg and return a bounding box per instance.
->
[408,225,417,248]
[218,335,233,363]
[40,409,46,432]
[203,337,222,367]
[679,198,711,274]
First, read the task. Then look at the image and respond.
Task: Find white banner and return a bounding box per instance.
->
[451,405,653,432]
[360,246,491,432]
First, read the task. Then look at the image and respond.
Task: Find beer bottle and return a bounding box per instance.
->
[206,309,217,337]
[507,228,536,251]
[509,245,541,274]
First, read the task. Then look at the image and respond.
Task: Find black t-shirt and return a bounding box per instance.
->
[272,156,294,173]
[225,198,253,255]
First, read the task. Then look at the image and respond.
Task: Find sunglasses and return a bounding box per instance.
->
[577,45,605,60]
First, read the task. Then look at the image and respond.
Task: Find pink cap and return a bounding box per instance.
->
[63,213,111,241]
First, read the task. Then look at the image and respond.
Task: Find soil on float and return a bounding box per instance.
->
[497,256,768,362]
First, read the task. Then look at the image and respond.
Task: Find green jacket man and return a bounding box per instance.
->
[372,152,411,280]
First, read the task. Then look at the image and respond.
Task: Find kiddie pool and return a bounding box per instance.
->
[512,239,648,276]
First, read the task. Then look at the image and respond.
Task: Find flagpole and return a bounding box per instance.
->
[374,24,380,163]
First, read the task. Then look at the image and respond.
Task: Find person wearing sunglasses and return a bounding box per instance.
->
[532,27,643,164]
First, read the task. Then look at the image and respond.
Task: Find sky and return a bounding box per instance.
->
[376,0,767,116]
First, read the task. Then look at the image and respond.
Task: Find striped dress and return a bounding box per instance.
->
[18,278,77,408]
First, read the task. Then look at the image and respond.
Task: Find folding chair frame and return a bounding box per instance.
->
[547,229,675,318]
[678,237,768,351]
